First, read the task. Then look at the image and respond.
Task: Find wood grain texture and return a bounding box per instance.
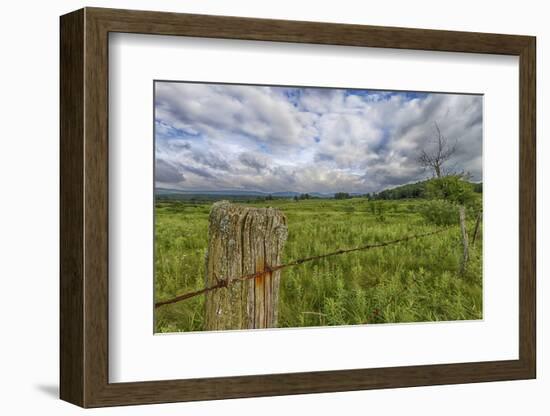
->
[518,38,536,376]
[59,8,84,406]
[205,201,288,330]
[59,7,537,408]
[88,7,532,55]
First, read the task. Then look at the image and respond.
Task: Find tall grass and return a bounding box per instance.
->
[154,198,482,333]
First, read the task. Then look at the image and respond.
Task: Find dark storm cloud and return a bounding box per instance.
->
[181,165,216,179]
[239,152,269,172]
[314,153,335,163]
[155,159,184,184]
[192,150,231,171]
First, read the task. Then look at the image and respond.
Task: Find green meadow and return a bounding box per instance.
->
[154,197,482,333]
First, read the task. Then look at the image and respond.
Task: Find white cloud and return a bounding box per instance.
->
[154,82,482,193]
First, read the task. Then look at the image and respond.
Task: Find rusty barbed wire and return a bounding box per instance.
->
[154,226,455,309]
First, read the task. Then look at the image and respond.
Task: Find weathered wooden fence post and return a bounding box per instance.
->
[459,204,469,274]
[204,201,288,331]
[471,210,482,246]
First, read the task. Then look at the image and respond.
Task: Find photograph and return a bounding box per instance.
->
[153,81,483,333]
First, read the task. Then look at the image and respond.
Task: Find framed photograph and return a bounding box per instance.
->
[60,7,536,407]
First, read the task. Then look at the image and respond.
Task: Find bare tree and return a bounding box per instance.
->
[418,122,456,178]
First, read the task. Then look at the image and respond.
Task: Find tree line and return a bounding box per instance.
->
[369,179,481,201]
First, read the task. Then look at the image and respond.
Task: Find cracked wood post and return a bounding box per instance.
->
[459,204,469,275]
[204,201,288,330]
[471,210,482,246]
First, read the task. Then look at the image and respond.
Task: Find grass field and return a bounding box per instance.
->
[154,197,482,333]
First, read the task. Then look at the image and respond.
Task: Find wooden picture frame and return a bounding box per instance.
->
[60,7,536,408]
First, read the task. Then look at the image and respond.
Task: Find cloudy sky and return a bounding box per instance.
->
[154,81,482,194]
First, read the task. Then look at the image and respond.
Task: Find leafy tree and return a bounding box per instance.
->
[334,192,351,200]
[425,175,476,207]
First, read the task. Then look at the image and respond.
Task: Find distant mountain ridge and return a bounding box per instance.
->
[156,180,481,201]
[155,188,339,199]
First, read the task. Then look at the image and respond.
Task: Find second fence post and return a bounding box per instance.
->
[204,201,288,331]
[459,204,469,275]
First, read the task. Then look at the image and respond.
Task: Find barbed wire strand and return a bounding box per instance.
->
[155,226,455,309]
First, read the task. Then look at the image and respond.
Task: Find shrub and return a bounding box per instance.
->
[418,199,459,226]
[425,175,476,206]
[368,201,386,216]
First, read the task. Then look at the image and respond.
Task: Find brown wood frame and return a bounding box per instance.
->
[60,7,536,408]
